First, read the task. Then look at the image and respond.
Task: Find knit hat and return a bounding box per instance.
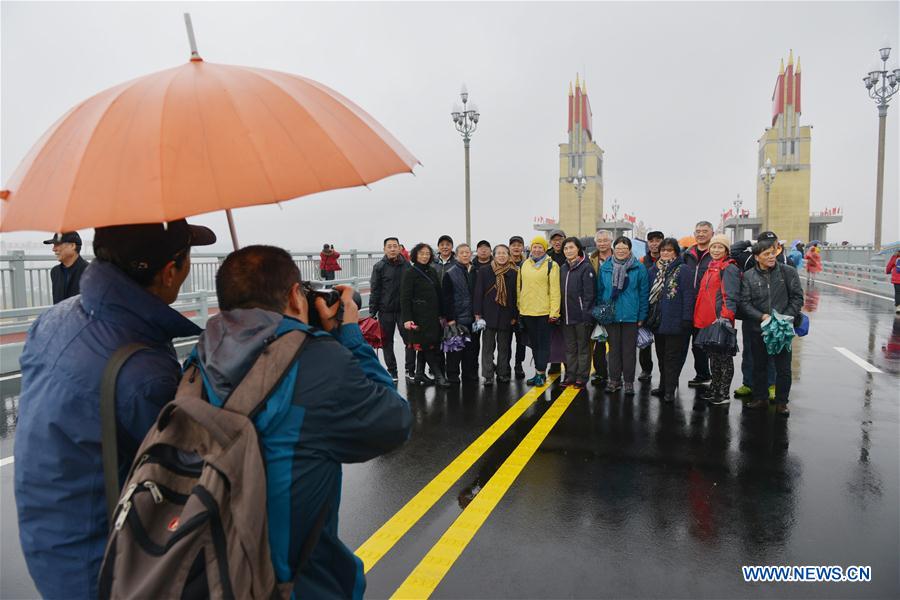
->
[709,234,731,251]
[529,236,548,251]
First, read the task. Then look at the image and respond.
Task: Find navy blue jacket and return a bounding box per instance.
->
[647,257,697,335]
[14,261,202,599]
[192,310,411,598]
[560,256,596,325]
[473,265,519,330]
[442,262,477,327]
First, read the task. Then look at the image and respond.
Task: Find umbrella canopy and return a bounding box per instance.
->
[1,58,418,234]
[678,235,696,249]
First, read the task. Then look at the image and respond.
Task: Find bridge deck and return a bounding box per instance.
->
[2,281,898,598]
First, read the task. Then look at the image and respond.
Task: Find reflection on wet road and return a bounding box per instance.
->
[2,283,898,599]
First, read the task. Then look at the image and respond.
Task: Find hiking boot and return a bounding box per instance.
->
[638,371,652,382]
[591,374,607,386]
[515,364,526,379]
[688,377,711,388]
[663,392,676,403]
[734,385,752,398]
[775,403,790,417]
[650,388,663,398]
[623,383,635,396]
[699,388,715,401]
[483,377,494,387]
[435,374,451,388]
[768,385,776,401]
[497,376,511,384]
[744,398,768,410]
[405,374,417,386]
[526,373,546,386]
[709,394,730,406]
[605,382,621,394]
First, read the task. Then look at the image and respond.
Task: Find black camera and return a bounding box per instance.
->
[304,285,363,329]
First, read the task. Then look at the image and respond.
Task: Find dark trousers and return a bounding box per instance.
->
[894,283,899,306]
[592,339,608,379]
[639,344,654,375]
[522,316,552,372]
[379,311,415,374]
[691,327,711,380]
[740,319,775,387]
[514,328,527,366]
[447,331,480,381]
[749,332,792,404]
[562,323,592,381]
[709,351,734,398]
[482,328,513,379]
[607,322,638,383]
[321,270,336,280]
[654,334,686,395]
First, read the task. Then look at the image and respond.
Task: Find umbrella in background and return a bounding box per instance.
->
[678,235,696,249]
[0,15,418,249]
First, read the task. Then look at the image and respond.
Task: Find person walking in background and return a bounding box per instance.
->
[517,237,561,387]
[43,232,89,304]
[370,237,414,382]
[647,238,696,403]
[638,230,664,383]
[740,239,804,416]
[787,241,805,269]
[597,237,649,396]
[683,221,714,388]
[509,235,528,378]
[433,235,457,281]
[401,243,449,388]
[474,244,519,385]
[693,234,741,406]
[589,230,613,386]
[400,244,410,262]
[443,244,480,384]
[319,243,341,281]
[559,237,595,389]
[886,248,900,313]
[804,242,822,284]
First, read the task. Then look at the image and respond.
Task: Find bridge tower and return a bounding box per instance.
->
[559,75,604,238]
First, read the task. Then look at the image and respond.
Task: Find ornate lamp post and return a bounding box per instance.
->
[571,168,587,237]
[759,158,776,231]
[862,45,899,250]
[451,85,480,246]
[733,193,743,241]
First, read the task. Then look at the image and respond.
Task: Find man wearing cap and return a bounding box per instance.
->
[475,240,493,269]
[637,230,665,382]
[508,236,528,378]
[44,231,89,304]
[14,219,216,599]
[433,234,457,281]
[547,229,567,266]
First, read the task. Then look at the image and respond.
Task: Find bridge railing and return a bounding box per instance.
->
[817,262,892,295]
[0,250,383,309]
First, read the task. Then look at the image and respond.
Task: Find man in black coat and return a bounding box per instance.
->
[369,237,413,381]
[443,244,480,383]
[44,232,88,304]
[682,220,714,387]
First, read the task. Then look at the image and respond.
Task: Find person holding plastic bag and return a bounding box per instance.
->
[647,237,697,403]
[693,235,742,406]
[740,239,804,416]
[596,237,648,396]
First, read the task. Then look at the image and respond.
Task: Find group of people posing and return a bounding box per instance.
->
[370,221,804,415]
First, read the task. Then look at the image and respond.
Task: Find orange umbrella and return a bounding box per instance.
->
[678,235,697,248]
[1,24,417,248]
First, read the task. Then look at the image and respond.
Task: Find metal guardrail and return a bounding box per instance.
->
[816,262,893,295]
[0,250,383,309]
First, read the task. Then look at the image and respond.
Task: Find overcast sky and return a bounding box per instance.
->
[2,1,898,253]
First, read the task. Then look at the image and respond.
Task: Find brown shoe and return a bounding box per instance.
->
[744,399,768,410]
[775,404,790,417]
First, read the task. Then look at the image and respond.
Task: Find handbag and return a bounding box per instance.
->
[592,302,616,325]
[793,313,809,337]
[692,319,738,356]
[591,323,608,342]
[645,301,661,331]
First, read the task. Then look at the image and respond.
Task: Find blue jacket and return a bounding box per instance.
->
[647,257,697,335]
[192,309,411,599]
[14,260,202,600]
[596,258,649,323]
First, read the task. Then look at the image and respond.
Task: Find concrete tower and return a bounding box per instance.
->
[559,75,604,237]
[757,50,811,244]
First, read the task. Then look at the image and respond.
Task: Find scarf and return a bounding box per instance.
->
[491,260,516,307]
[611,254,636,299]
[531,254,549,269]
[649,258,672,304]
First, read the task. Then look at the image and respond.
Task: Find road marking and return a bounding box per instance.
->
[0,456,14,468]
[834,347,883,373]
[815,280,893,302]
[355,374,559,572]
[390,386,580,599]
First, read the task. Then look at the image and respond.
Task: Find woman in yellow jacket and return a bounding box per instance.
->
[517,237,561,386]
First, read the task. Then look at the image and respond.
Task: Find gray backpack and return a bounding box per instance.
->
[98,331,310,599]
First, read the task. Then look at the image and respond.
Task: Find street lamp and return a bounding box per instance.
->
[862,44,899,250]
[571,168,587,236]
[733,193,743,241]
[759,157,776,231]
[451,84,480,246]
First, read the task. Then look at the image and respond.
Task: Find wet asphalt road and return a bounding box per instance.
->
[1,282,898,599]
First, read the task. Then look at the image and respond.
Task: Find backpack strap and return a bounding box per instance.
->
[100,343,152,524]
[221,330,310,419]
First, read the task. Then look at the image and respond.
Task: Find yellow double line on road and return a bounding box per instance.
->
[355,374,559,572]
[390,385,580,598]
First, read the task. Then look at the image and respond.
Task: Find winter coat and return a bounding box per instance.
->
[400,263,444,347]
[589,250,612,275]
[683,245,712,289]
[731,241,787,272]
[369,256,410,315]
[432,253,457,281]
[739,263,804,333]
[648,257,697,336]
[694,259,742,328]
[14,261,202,599]
[49,255,89,304]
[192,310,410,597]
[804,247,823,273]
[319,250,342,272]
[787,249,804,269]
[596,257,649,323]
[516,257,561,318]
[886,253,900,285]
[473,265,519,330]
[442,262,478,327]
[560,256,596,324]
[547,247,566,266]
[640,253,659,268]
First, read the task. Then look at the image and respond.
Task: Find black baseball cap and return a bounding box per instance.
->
[757,231,778,242]
[43,232,82,245]
[476,239,491,249]
[647,230,665,240]
[93,219,216,273]
[437,235,454,245]
[509,235,524,245]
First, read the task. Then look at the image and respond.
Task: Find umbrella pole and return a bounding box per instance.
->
[225,209,240,250]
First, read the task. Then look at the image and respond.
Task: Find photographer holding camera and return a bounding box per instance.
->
[193,244,411,597]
